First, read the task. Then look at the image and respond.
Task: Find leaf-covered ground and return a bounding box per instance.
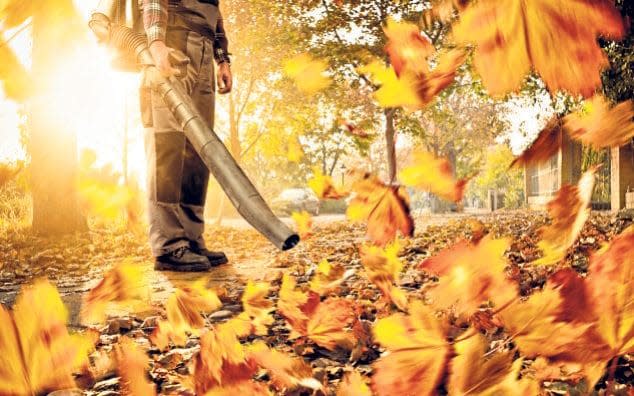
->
[0,211,633,395]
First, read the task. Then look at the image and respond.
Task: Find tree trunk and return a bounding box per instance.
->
[29,13,85,235]
[384,108,397,183]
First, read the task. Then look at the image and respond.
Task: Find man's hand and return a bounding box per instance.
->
[217,62,232,94]
[149,40,178,77]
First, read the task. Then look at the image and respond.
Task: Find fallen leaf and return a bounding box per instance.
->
[81,260,147,324]
[419,237,517,315]
[115,337,156,396]
[371,301,450,396]
[239,280,274,336]
[359,242,409,310]
[337,371,372,396]
[248,342,321,391]
[308,167,349,200]
[347,173,414,246]
[309,259,354,296]
[0,280,94,395]
[453,0,624,97]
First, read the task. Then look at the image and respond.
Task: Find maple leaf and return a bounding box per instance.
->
[278,275,357,350]
[309,259,355,296]
[371,301,450,396]
[81,260,147,324]
[384,18,435,76]
[533,168,596,265]
[358,62,425,110]
[308,167,349,200]
[510,117,564,169]
[499,288,590,359]
[151,281,222,350]
[449,334,537,395]
[287,137,305,163]
[248,342,322,391]
[564,96,634,149]
[347,173,414,246]
[238,280,274,336]
[586,227,634,357]
[283,53,331,94]
[115,337,156,396]
[337,371,373,396]
[415,49,467,105]
[399,150,471,203]
[193,322,259,394]
[453,0,625,97]
[419,237,517,315]
[291,211,313,239]
[359,242,409,310]
[0,280,94,395]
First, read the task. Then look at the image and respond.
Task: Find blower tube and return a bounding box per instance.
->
[89,13,300,251]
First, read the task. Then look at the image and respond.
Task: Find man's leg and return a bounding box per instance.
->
[142,28,210,271]
[178,34,228,266]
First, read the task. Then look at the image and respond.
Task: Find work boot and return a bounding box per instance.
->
[190,244,228,267]
[155,246,211,272]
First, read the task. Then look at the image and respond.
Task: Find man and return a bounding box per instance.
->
[141,0,232,271]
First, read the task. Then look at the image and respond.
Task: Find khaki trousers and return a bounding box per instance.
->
[141,20,216,257]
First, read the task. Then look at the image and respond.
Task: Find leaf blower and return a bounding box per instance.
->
[89,0,299,251]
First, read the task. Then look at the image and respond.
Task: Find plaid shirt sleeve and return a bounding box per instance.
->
[213,10,231,64]
[143,0,168,44]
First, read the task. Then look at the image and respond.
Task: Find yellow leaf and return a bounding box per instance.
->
[358,61,424,110]
[309,259,354,296]
[284,53,331,94]
[81,260,147,324]
[115,337,157,396]
[372,301,449,396]
[0,280,94,395]
[384,18,434,76]
[248,342,321,391]
[337,371,373,396]
[308,167,349,199]
[359,242,408,310]
[291,210,313,239]
[240,280,274,336]
[399,150,470,203]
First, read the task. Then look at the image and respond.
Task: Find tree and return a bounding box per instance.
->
[0,0,86,234]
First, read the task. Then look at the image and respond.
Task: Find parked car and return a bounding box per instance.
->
[272,188,320,216]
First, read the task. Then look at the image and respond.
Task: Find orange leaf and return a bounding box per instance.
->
[240,280,274,336]
[419,237,517,315]
[115,337,156,396]
[0,280,94,395]
[150,281,222,349]
[309,259,354,296]
[347,173,414,246]
[371,301,450,396]
[341,121,374,139]
[565,96,634,149]
[399,150,470,203]
[384,18,435,76]
[453,0,624,97]
[81,260,147,324]
[193,323,258,394]
[278,275,357,350]
[337,371,373,396]
[248,342,321,391]
[415,49,466,105]
[533,168,596,265]
[510,117,564,169]
[448,334,537,395]
[359,242,409,310]
[499,288,590,358]
[586,227,634,356]
[291,211,313,239]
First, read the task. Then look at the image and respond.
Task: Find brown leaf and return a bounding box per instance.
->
[511,117,564,169]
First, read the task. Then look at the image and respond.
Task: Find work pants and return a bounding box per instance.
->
[141,20,216,257]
